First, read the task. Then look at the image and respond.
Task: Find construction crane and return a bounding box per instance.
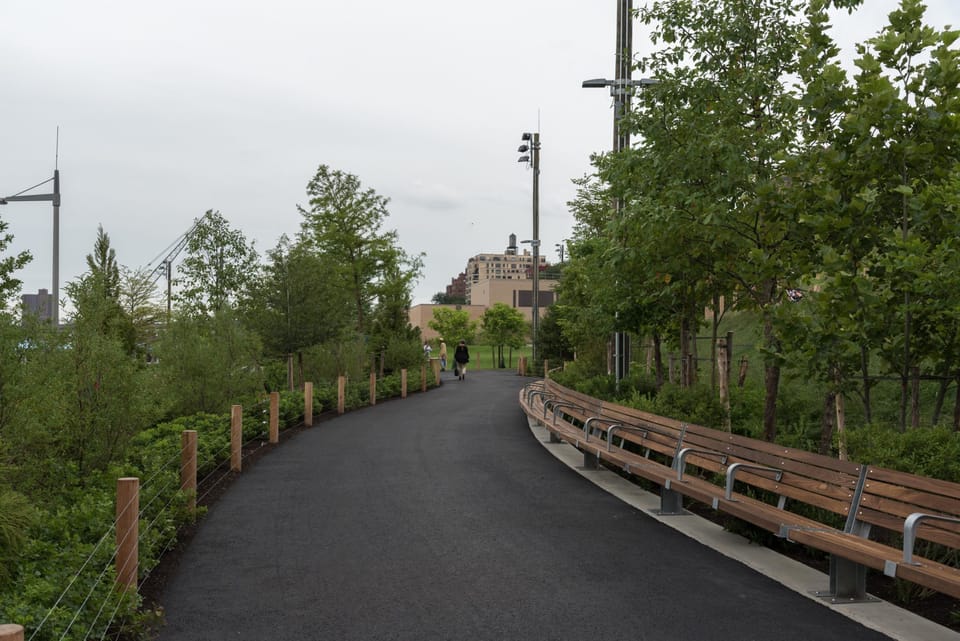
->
[145,216,203,317]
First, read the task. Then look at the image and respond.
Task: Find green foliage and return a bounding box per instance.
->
[629,383,728,430]
[154,311,264,416]
[240,235,353,359]
[0,487,34,588]
[175,210,259,316]
[0,213,31,309]
[846,424,960,483]
[297,165,422,334]
[428,307,477,346]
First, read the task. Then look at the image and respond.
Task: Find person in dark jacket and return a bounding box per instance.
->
[453,340,470,381]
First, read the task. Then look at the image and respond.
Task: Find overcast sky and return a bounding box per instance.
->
[2,1,958,314]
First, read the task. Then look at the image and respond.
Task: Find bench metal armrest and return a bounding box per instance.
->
[526,388,551,406]
[724,462,784,500]
[583,416,618,440]
[903,513,960,565]
[675,447,728,481]
[548,400,583,425]
[606,424,648,451]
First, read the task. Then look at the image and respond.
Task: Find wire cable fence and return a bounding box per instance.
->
[11,373,432,640]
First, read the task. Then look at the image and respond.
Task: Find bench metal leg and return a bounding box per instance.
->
[658,487,684,516]
[812,555,878,603]
[548,431,561,443]
[583,449,599,470]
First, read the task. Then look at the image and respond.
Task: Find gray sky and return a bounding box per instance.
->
[1,1,957,313]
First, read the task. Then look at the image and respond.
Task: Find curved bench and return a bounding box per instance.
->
[520,379,960,602]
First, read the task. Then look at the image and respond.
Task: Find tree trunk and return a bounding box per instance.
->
[899,372,909,433]
[762,315,781,442]
[860,344,873,424]
[287,354,295,392]
[910,366,921,429]
[680,316,690,388]
[653,333,664,389]
[297,351,304,391]
[953,376,960,431]
[820,390,836,456]
[718,337,730,431]
[933,377,949,425]
[711,292,720,391]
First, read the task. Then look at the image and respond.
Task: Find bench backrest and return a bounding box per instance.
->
[545,380,864,524]
[858,467,960,548]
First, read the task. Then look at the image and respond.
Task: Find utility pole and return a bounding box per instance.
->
[613,0,633,385]
[1,169,61,326]
[518,132,541,368]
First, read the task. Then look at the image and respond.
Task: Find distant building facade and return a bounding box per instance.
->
[410,234,558,338]
[445,272,467,300]
[21,288,53,323]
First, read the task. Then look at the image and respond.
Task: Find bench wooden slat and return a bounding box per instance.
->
[521,380,960,601]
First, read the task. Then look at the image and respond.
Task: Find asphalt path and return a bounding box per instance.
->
[154,369,894,641]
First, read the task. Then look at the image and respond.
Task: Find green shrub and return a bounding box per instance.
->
[846,424,960,483]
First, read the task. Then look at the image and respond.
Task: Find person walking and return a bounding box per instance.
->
[439,340,448,371]
[454,340,470,381]
[423,341,432,361]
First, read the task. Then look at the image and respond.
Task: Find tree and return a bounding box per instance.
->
[0,215,31,312]
[82,225,136,353]
[154,310,263,416]
[609,0,819,439]
[118,265,164,358]
[240,235,353,386]
[86,224,120,299]
[176,210,258,316]
[783,0,960,432]
[428,307,477,346]
[481,303,527,368]
[297,166,421,334]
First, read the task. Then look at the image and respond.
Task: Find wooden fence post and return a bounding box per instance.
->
[231,405,242,473]
[0,625,24,641]
[421,364,427,392]
[337,375,345,415]
[304,382,314,427]
[269,392,279,444]
[181,430,197,515]
[369,371,377,406]
[116,477,139,592]
[401,369,407,399]
[431,357,441,385]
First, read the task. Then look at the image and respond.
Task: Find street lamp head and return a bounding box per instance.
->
[521,132,533,141]
[0,199,6,205]
[518,155,530,163]
[582,78,611,88]
[518,144,529,153]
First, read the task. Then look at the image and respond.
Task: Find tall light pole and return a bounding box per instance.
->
[582,0,657,387]
[1,170,61,326]
[517,132,541,368]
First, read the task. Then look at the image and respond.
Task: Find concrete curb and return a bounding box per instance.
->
[526,417,960,641]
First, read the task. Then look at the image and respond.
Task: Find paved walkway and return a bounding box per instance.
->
[154,370,937,641]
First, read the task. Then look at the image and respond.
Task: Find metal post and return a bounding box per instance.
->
[613,0,633,386]
[52,169,60,327]
[531,134,541,367]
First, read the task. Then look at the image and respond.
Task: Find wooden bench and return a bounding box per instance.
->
[519,379,960,602]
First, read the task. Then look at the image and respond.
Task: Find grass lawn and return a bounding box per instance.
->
[462,344,531,371]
